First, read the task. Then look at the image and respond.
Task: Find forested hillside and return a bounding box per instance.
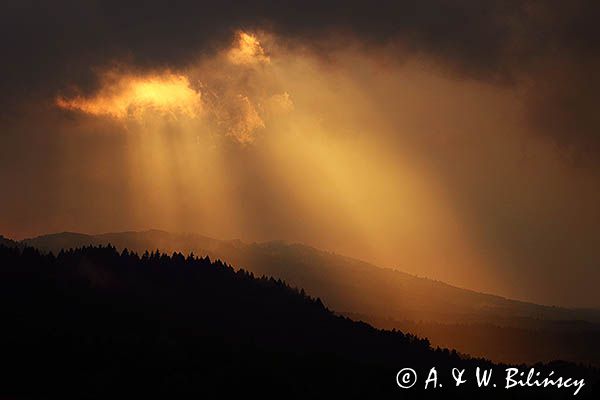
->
[0,244,597,398]
[21,230,600,365]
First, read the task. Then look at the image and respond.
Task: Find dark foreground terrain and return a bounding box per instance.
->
[18,230,600,365]
[0,244,598,399]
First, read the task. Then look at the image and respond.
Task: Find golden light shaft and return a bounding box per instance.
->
[41,30,600,307]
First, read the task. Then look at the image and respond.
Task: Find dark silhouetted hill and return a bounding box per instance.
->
[1,244,597,398]
[20,230,600,365]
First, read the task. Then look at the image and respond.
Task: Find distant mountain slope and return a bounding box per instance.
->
[1,244,597,398]
[20,230,600,364]
[23,230,600,325]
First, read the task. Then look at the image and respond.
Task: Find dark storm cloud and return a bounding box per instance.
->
[1,0,599,154]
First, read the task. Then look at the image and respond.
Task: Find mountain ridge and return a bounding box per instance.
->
[9,229,600,364]
[19,230,599,322]
[3,243,597,398]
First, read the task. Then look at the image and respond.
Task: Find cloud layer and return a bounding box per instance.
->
[2,1,599,156]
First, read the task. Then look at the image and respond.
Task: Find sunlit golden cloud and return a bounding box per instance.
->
[55,33,283,144]
[56,72,202,120]
[211,94,265,144]
[227,32,270,65]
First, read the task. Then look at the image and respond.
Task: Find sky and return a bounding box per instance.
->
[1,1,599,308]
